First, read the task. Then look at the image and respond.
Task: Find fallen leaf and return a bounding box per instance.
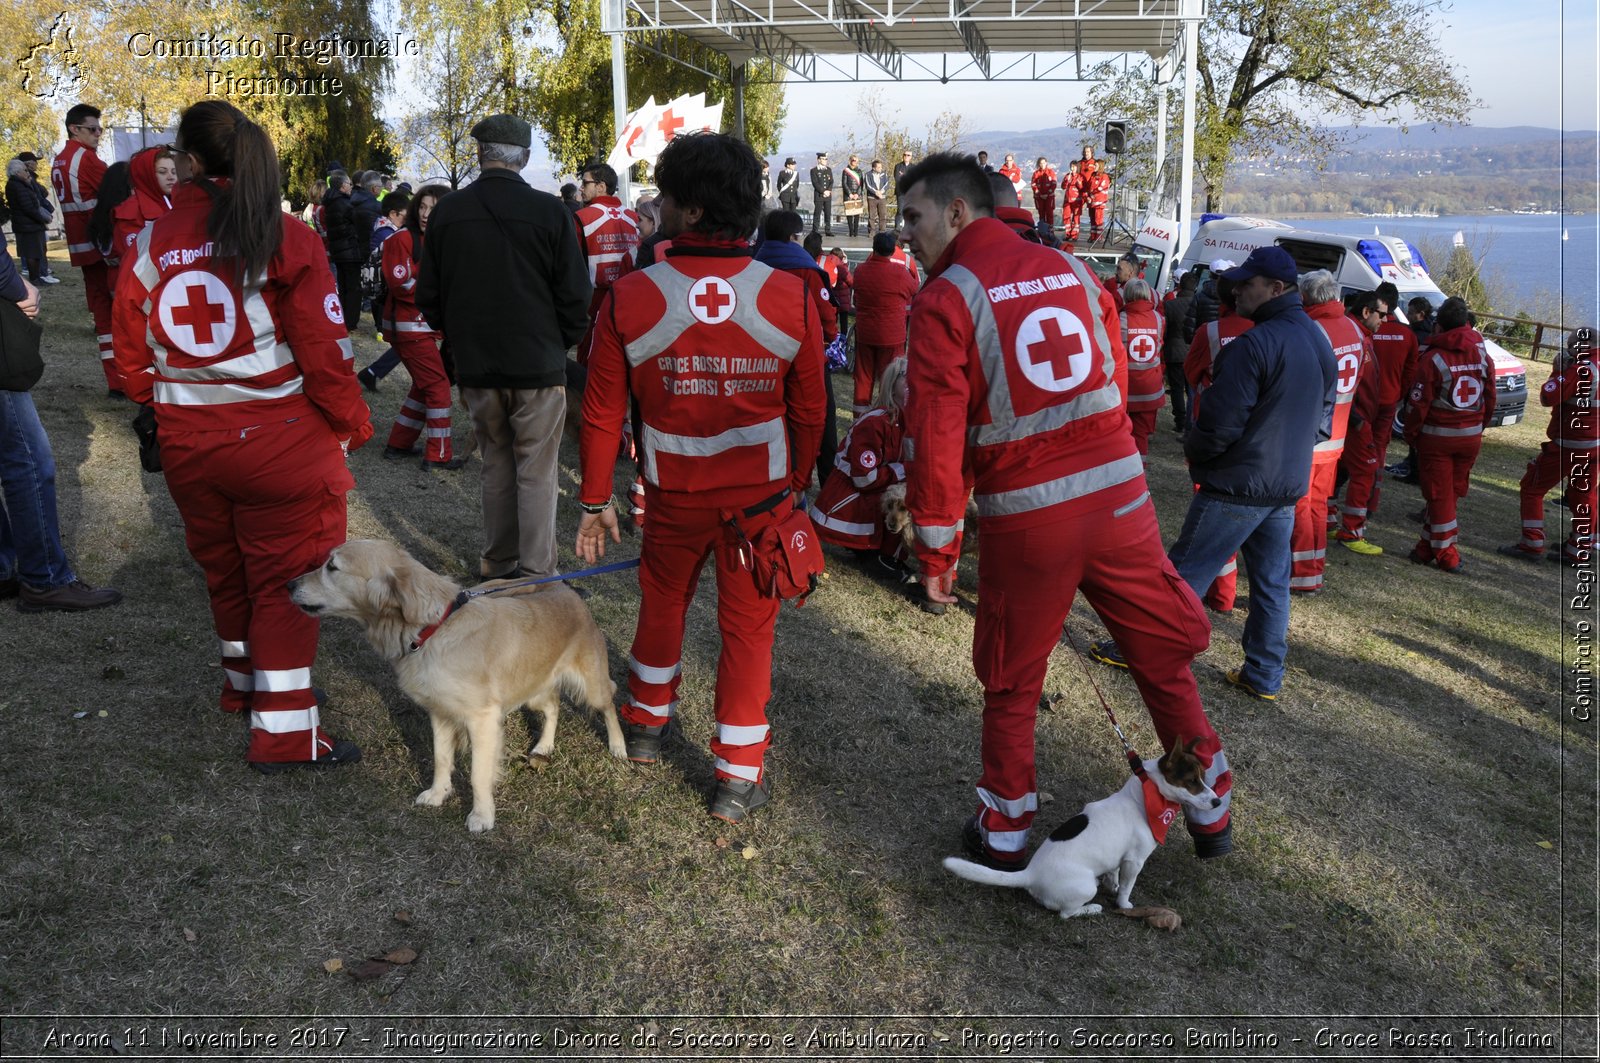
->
[347,960,391,981]
[97,710,108,718]
[741,845,758,861]
[159,835,173,844]
[393,910,414,926]
[383,947,418,965]
[182,928,196,942]
[712,836,729,849]
[322,958,343,974]
[73,711,90,719]
[1535,840,1554,850]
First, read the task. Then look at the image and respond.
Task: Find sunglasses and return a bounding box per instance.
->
[74,124,102,134]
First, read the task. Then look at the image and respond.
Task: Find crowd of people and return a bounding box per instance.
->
[1,102,1592,861]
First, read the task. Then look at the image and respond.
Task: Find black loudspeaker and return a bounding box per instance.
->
[1104,121,1127,155]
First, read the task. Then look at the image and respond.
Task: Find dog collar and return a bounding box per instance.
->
[1130,755,1181,845]
[407,591,470,654]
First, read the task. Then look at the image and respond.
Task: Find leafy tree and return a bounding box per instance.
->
[526,0,786,177]
[1069,0,1477,211]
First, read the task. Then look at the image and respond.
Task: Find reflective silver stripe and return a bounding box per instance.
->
[1128,388,1166,403]
[1431,519,1458,533]
[425,407,451,418]
[257,667,312,692]
[630,698,678,718]
[67,147,86,206]
[887,462,905,480]
[640,417,786,484]
[224,669,253,691]
[1289,576,1322,588]
[1206,321,1221,362]
[130,226,159,291]
[714,758,761,782]
[977,786,1038,819]
[219,638,249,657]
[1523,520,1544,528]
[1314,438,1347,452]
[158,341,296,383]
[1344,507,1368,517]
[389,320,434,332]
[982,827,1029,853]
[915,521,962,549]
[1420,424,1482,437]
[975,453,1144,518]
[717,723,769,745]
[630,656,680,685]
[902,436,915,460]
[1428,536,1458,548]
[395,414,423,429]
[623,259,802,367]
[154,377,304,406]
[1558,437,1600,448]
[337,337,354,361]
[1291,550,1324,561]
[1219,559,1237,576]
[1113,491,1150,518]
[425,427,451,438]
[58,199,96,213]
[68,241,94,253]
[250,706,320,734]
[939,258,1125,449]
[808,501,876,539]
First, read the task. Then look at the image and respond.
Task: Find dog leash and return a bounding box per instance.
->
[1062,628,1145,778]
[406,558,642,654]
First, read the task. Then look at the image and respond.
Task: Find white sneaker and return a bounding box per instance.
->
[39,275,62,285]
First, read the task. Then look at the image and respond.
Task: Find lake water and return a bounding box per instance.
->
[1278,213,1598,327]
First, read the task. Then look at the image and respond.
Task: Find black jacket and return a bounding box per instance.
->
[416,168,592,390]
[810,166,833,196]
[1162,290,1194,363]
[1184,290,1338,506]
[6,174,52,234]
[1184,279,1220,344]
[351,187,382,253]
[776,168,800,206]
[322,188,363,264]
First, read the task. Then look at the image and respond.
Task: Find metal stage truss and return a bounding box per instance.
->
[601,0,1206,238]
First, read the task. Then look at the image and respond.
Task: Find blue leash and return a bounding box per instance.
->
[461,557,641,601]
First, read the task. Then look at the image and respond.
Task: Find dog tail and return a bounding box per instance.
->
[942,856,1029,888]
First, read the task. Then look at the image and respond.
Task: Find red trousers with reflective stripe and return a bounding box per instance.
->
[82,260,119,391]
[1411,433,1481,568]
[385,332,454,462]
[1339,420,1379,537]
[623,491,782,783]
[1033,193,1055,228]
[853,343,901,414]
[972,499,1229,854]
[1063,205,1081,240]
[1290,457,1338,591]
[1518,442,1596,554]
[161,417,352,763]
[1089,205,1107,239]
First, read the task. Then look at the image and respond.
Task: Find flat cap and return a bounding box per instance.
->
[470,113,532,148]
[15,151,39,162]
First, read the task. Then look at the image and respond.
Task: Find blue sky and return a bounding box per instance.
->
[772,0,1599,148]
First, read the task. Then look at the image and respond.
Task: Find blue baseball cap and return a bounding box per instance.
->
[1220,246,1298,285]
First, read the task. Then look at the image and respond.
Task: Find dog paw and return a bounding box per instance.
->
[1064,903,1103,919]
[466,810,495,833]
[607,739,627,759]
[414,787,451,807]
[530,742,554,760]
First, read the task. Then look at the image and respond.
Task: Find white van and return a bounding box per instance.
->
[1136,215,1528,426]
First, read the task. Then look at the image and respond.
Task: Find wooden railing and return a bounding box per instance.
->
[1474,311,1581,363]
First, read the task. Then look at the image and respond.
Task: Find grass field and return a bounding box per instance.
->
[1,251,1595,1056]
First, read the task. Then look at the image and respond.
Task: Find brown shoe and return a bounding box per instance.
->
[18,579,123,613]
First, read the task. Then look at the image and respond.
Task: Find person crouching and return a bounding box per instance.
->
[809,357,912,578]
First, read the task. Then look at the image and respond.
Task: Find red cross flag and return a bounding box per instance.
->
[607,92,725,174]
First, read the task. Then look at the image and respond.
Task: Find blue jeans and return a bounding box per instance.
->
[0,389,75,588]
[1167,491,1293,694]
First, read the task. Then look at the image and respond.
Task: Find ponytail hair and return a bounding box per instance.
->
[176,100,282,281]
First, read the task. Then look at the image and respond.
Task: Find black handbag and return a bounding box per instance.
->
[0,298,44,392]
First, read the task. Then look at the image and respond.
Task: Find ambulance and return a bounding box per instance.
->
[1132,215,1528,426]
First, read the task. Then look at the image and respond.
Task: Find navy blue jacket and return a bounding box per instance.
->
[1184,290,1337,506]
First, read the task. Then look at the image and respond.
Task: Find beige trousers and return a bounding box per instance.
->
[462,386,566,579]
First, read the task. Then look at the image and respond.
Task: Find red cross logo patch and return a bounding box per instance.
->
[1336,351,1362,395]
[688,276,737,325]
[1015,307,1093,394]
[157,271,237,358]
[1451,374,1483,409]
[1128,333,1159,366]
[859,450,877,469]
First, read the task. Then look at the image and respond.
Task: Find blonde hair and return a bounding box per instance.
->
[877,356,909,417]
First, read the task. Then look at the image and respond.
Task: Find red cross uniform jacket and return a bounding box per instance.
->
[575,196,641,295]
[111,180,371,440]
[1306,298,1375,461]
[904,218,1139,580]
[1088,170,1111,207]
[1402,324,1496,444]
[112,147,172,268]
[889,245,922,284]
[1030,167,1058,202]
[1061,169,1085,207]
[1371,312,1421,408]
[998,163,1024,197]
[1120,296,1166,412]
[1185,313,1254,415]
[380,229,435,336]
[808,408,905,548]
[579,236,828,510]
[851,254,919,347]
[1543,345,1597,446]
[52,139,106,266]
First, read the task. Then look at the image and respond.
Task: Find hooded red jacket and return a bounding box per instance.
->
[1403,324,1496,443]
[1305,298,1374,460]
[851,253,919,347]
[112,146,173,266]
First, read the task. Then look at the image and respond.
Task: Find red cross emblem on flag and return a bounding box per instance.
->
[157,271,237,358]
[657,108,685,141]
[1015,307,1093,393]
[688,276,737,324]
[1451,374,1483,409]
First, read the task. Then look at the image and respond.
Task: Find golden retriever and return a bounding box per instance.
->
[289,540,625,832]
[881,484,979,575]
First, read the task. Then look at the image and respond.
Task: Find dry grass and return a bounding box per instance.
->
[1,253,1594,1046]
